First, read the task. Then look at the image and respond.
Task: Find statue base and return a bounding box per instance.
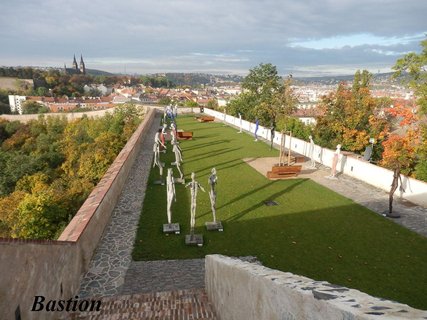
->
[325,175,338,180]
[205,221,223,231]
[163,223,180,234]
[185,234,203,247]
[174,178,185,184]
[384,211,401,219]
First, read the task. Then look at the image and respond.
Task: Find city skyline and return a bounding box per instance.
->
[0,0,426,77]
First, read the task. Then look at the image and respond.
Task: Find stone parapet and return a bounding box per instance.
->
[205,254,427,320]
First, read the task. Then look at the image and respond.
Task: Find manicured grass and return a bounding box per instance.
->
[133,115,427,310]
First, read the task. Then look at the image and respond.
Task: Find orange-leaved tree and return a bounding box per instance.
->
[380,131,418,214]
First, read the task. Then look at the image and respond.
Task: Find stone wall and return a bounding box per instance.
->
[205,255,427,320]
[0,108,156,320]
[0,107,119,123]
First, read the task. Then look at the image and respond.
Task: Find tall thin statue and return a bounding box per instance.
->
[173,143,184,180]
[185,172,205,236]
[208,168,218,222]
[309,135,316,168]
[155,130,166,150]
[153,141,163,176]
[166,168,176,224]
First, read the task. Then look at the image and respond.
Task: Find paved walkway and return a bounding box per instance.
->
[120,256,260,295]
[78,114,160,298]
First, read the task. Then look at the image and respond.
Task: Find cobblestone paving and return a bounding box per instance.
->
[120,256,260,295]
[78,114,161,298]
[121,259,205,295]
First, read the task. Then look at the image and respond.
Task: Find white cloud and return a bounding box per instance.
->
[0,0,426,75]
[288,33,426,50]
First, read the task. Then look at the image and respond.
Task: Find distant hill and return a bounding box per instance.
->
[143,73,243,87]
[85,69,114,76]
[293,72,404,85]
[0,77,33,91]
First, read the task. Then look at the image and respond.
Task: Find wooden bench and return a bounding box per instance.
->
[293,155,308,163]
[280,153,308,164]
[177,131,193,140]
[267,165,302,179]
[196,116,215,122]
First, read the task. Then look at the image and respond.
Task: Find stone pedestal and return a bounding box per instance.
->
[163,223,180,234]
[205,221,223,232]
[174,178,185,184]
[185,234,203,246]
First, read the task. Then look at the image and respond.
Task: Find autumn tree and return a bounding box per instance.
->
[392,37,427,181]
[380,133,417,215]
[0,104,142,239]
[314,70,389,160]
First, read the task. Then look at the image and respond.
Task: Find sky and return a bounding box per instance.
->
[0,0,426,77]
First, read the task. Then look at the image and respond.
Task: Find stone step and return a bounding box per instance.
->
[70,288,217,320]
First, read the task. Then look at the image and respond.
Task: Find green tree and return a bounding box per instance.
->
[22,101,49,114]
[36,86,48,96]
[393,37,427,181]
[228,63,298,125]
[276,116,313,140]
[159,97,172,106]
[14,188,68,239]
[207,99,219,110]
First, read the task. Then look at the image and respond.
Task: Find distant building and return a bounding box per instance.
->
[64,54,86,75]
[83,84,112,96]
[8,95,26,114]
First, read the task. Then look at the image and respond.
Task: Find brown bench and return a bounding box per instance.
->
[177,131,193,140]
[196,116,215,122]
[267,165,302,179]
[280,153,308,164]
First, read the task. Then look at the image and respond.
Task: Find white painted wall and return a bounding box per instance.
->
[203,108,427,207]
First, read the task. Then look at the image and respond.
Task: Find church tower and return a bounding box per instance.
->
[72,54,78,71]
[79,54,86,74]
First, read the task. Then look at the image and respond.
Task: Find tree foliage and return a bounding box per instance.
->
[389,37,427,181]
[0,104,143,239]
[22,101,49,114]
[228,63,298,126]
[314,71,389,160]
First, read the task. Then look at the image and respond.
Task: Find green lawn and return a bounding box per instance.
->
[133,115,427,310]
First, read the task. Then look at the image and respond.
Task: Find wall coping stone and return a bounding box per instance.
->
[206,255,427,319]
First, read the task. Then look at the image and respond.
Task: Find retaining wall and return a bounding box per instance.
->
[203,108,427,207]
[205,255,427,320]
[0,108,156,320]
